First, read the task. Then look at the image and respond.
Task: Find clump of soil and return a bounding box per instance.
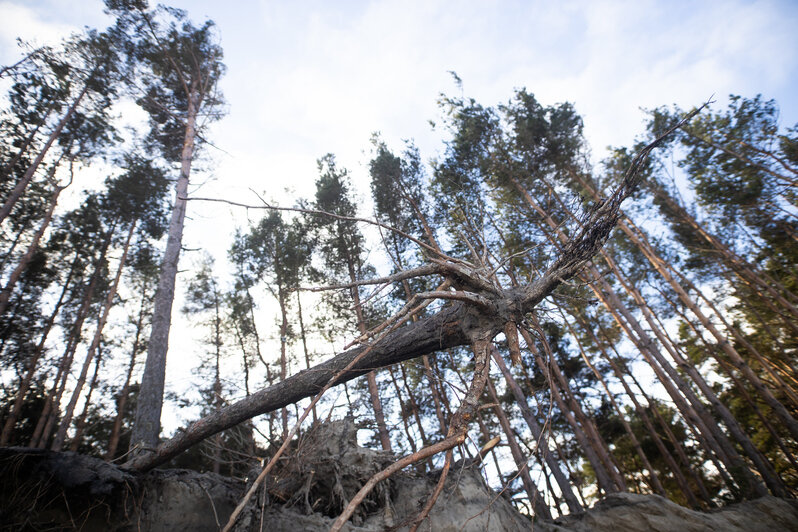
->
[255,417,397,525]
[4,420,795,532]
[0,446,137,530]
[233,418,532,531]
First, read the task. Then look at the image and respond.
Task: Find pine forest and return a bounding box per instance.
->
[0,2,796,530]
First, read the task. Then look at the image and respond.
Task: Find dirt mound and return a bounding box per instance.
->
[1,421,796,531]
[539,492,798,532]
[232,417,529,531]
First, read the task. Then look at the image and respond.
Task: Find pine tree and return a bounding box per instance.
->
[108,4,227,455]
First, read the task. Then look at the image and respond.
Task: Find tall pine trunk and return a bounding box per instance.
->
[106,284,150,461]
[0,253,78,445]
[621,219,798,442]
[0,170,64,315]
[0,77,92,226]
[485,376,551,519]
[348,260,392,452]
[68,344,104,451]
[569,307,707,507]
[520,326,622,494]
[131,87,199,453]
[295,291,317,423]
[490,347,583,513]
[52,220,134,451]
[277,287,289,437]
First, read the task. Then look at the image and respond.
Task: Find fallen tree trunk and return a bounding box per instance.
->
[125,302,475,471]
[124,104,705,473]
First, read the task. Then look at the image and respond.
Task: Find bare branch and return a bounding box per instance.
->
[124,104,705,474]
[301,264,441,292]
[329,434,466,532]
[181,193,460,263]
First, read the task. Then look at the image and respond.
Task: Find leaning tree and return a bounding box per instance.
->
[122,108,706,491]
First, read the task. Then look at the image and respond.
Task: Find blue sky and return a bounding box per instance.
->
[1,0,797,432]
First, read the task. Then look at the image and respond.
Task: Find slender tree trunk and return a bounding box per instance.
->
[52,220,131,451]
[622,221,798,442]
[212,343,223,474]
[68,344,104,451]
[277,288,289,437]
[422,355,449,437]
[674,265,798,408]
[560,314,667,496]
[131,86,200,454]
[520,325,625,493]
[388,366,418,455]
[0,253,77,445]
[655,286,797,488]
[295,291,317,422]
[519,328,617,494]
[30,228,112,449]
[398,362,429,446]
[106,284,149,461]
[236,322,250,397]
[432,353,454,422]
[348,260,392,452]
[0,78,92,226]
[230,320,257,458]
[0,175,63,315]
[569,307,706,507]
[474,413,503,478]
[486,376,552,519]
[491,347,583,513]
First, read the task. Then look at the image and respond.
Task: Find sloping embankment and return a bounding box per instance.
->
[1,420,796,531]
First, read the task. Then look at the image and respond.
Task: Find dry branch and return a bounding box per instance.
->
[328,434,466,532]
[124,104,704,474]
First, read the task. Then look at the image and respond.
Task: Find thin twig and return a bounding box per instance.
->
[328,434,466,532]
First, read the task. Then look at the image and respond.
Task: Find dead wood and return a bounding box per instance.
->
[124,104,706,474]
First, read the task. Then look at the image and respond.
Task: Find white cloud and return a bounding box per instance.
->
[0,2,75,58]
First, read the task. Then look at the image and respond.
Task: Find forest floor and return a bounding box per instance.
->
[1,420,797,531]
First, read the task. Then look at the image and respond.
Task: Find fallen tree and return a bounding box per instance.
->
[124,104,705,474]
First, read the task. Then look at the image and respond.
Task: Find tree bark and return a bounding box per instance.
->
[569,306,706,507]
[520,326,621,494]
[621,219,798,443]
[0,253,77,445]
[106,282,149,460]
[277,287,289,437]
[0,78,92,226]
[68,344,104,451]
[30,229,112,449]
[485,376,552,519]
[560,313,666,496]
[295,291,317,422]
[52,220,134,451]
[131,86,199,454]
[348,257,393,452]
[0,174,63,315]
[491,346,583,513]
